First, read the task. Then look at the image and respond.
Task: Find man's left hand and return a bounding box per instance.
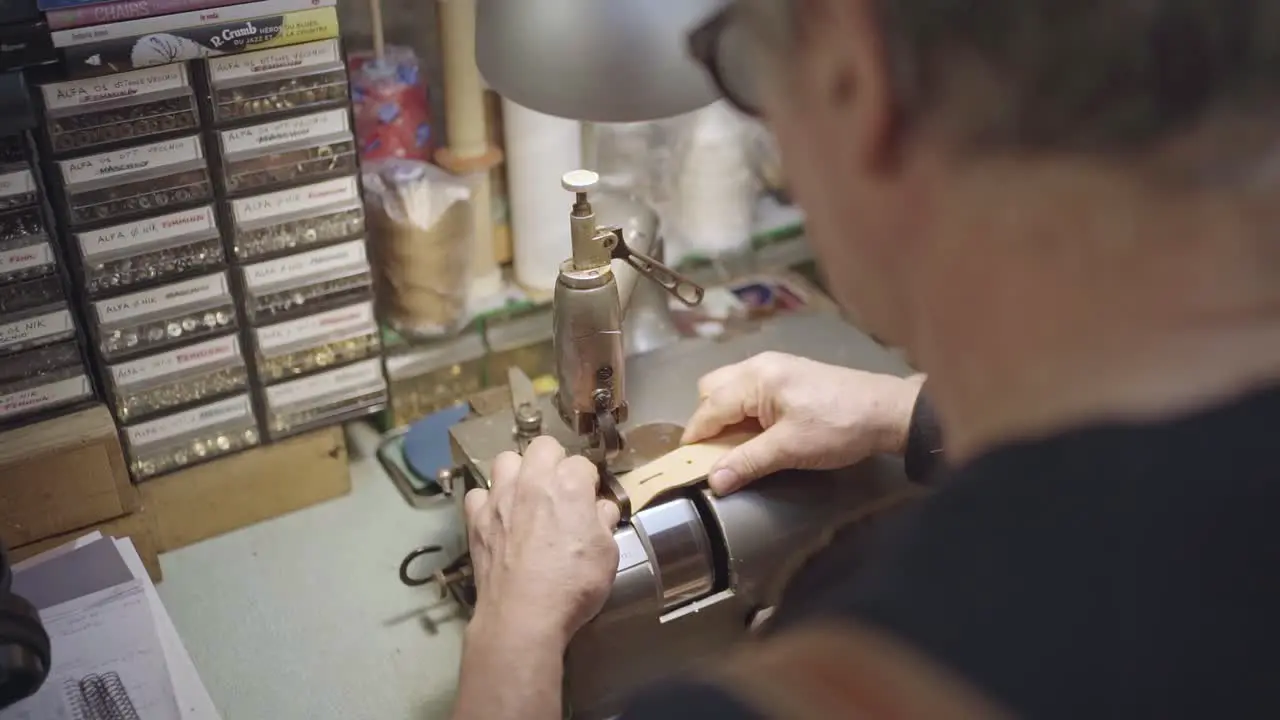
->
[464,436,622,647]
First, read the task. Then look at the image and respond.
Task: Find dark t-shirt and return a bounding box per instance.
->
[621,385,1280,718]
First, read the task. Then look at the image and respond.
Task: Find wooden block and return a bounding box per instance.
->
[616,428,760,513]
[0,405,139,548]
[141,426,351,552]
[10,510,162,583]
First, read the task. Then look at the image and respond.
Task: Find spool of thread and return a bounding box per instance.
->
[503,98,582,294]
[672,102,757,259]
[436,0,503,300]
[364,162,474,338]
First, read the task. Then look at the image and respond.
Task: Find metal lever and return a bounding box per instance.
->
[603,228,705,307]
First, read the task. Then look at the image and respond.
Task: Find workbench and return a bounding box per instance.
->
[157,421,467,720]
[155,311,911,720]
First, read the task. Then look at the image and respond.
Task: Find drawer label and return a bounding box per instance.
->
[0,309,74,351]
[265,356,383,409]
[94,273,228,325]
[110,334,241,387]
[0,375,91,420]
[255,301,374,352]
[78,205,218,258]
[242,239,365,290]
[42,64,190,111]
[209,38,341,82]
[59,135,203,186]
[220,108,348,155]
[231,176,358,224]
[0,170,35,199]
[0,242,54,274]
[125,393,252,446]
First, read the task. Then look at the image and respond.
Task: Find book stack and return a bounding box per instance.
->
[24,0,384,480]
[44,0,339,78]
[0,0,56,74]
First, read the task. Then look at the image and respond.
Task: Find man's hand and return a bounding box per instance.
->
[464,436,622,646]
[683,352,925,494]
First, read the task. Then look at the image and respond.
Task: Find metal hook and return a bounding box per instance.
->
[399,545,445,587]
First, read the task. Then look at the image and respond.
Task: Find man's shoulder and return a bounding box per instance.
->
[812,385,1280,718]
[622,621,1016,720]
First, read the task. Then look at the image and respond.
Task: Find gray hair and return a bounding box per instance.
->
[763,0,1280,169]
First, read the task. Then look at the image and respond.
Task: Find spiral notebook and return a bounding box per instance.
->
[65,672,141,720]
[0,535,218,720]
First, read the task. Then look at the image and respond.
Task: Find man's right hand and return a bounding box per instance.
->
[683,352,925,494]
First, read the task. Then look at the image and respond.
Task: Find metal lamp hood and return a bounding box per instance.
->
[474,0,729,122]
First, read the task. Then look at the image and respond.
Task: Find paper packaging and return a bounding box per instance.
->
[349,47,434,164]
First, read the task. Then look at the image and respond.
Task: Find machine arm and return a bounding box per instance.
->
[552,170,706,468]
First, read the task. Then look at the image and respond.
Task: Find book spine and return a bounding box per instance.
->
[51,0,334,48]
[61,6,341,79]
[47,0,247,32]
[37,0,104,11]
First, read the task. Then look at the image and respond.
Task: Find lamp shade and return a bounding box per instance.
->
[475,0,728,122]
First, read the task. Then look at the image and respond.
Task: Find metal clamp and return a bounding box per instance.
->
[598,464,633,523]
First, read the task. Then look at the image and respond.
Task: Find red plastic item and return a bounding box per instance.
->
[348,47,435,164]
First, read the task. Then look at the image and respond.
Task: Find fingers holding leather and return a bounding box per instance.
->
[708,427,797,494]
[596,498,621,531]
[695,361,744,400]
[685,362,758,442]
[683,383,754,444]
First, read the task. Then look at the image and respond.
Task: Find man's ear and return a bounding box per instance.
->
[789,0,902,174]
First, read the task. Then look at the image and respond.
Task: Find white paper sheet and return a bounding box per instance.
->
[3,534,220,720]
[115,538,221,720]
[0,580,180,720]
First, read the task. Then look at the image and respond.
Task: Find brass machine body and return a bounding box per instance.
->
[551,168,706,465]
[554,170,629,462]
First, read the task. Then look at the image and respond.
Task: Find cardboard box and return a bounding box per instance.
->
[0,405,139,548]
[141,426,351,552]
[10,510,162,583]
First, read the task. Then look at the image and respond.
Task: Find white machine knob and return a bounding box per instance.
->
[562,169,600,195]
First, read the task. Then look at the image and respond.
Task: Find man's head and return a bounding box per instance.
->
[701,0,1280,348]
